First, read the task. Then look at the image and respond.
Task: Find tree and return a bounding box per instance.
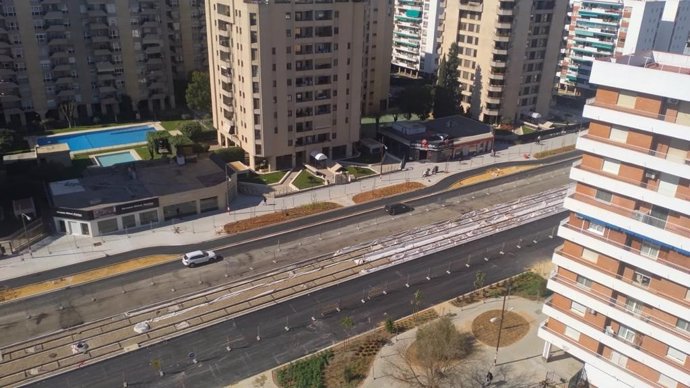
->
[411,289,423,321]
[180,121,203,141]
[213,147,245,163]
[388,316,475,388]
[474,271,486,298]
[340,316,354,345]
[59,101,77,128]
[398,85,433,120]
[433,43,461,118]
[185,71,211,113]
[0,129,13,153]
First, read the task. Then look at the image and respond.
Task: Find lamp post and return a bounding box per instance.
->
[20,213,32,258]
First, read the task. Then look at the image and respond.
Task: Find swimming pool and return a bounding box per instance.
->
[37,125,156,152]
[94,151,138,167]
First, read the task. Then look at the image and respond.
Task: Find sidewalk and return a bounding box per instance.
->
[0,132,579,282]
[228,297,582,388]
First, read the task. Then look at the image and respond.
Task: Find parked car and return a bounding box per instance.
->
[181,250,218,267]
[384,203,413,216]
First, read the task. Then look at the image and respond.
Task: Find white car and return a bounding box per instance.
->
[181,250,218,267]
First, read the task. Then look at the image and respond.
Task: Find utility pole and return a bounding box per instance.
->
[493,281,512,366]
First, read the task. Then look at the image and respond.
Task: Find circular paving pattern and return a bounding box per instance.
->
[471,310,529,347]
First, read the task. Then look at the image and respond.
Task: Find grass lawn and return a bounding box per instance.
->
[533,145,576,159]
[292,170,325,189]
[346,166,376,178]
[160,119,193,132]
[239,171,287,185]
[521,125,536,134]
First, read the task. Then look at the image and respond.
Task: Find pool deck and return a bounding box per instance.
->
[28,121,165,154]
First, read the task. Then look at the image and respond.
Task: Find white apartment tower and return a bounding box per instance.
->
[206,0,393,171]
[0,0,207,128]
[391,0,444,78]
[440,0,568,124]
[558,0,688,96]
[539,51,690,388]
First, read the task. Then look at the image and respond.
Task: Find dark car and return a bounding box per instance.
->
[384,203,413,216]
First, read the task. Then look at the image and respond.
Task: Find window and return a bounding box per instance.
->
[581,248,599,263]
[97,218,118,234]
[564,326,580,340]
[602,159,620,174]
[122,215,136,229]
[587,221,605,235]
[677,318,690,333]
[618,325,636,343]
[640,242,660,259]
[570,301,586,316]
[139,210,158,225]
[609,350,627,367]
[200,197,218,213]
[595,190,612,203]
[666,347,686,363]
[617,90,637,109]
[576,275,592,289]
[81,223,90,236]
[632,270,651,288]
[624,297,643,315]
[658,374,678,388]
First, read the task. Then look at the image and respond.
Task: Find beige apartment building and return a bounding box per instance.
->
[0,0,206,128]
[206,0,392,171]
[440,0,567,124]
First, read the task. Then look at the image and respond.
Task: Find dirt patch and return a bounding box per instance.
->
[224,202,342,233]
[351,182,426,204]
[471,310,529,347]
[449,165,538,190]
[533,145,576,159]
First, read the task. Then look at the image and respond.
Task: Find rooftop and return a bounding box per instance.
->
[50,157,225,210]
[599,50,690,75]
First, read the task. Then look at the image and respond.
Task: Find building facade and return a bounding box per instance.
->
[558,0,676,96]
[538,51,690,388]
[206,0,392,171]
[439,0,567,125]
[391,0,443,78]
[654,0,690,54]
[0,0,207,128]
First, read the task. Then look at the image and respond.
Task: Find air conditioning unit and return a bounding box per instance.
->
[588,308,597,315]
[605,326,615,336]
[667,98,679,106]
[644,171,657,180]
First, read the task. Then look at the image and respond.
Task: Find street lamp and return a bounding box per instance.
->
[20,213,32,258]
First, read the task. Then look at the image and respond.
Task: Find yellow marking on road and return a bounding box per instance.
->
[449,165,540,190]
[0,254,178,303]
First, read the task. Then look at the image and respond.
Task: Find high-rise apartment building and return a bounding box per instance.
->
[391,0,444,78]
[206,0,392,171]
[538,51,690,388]
[557,0,687,96]
[0,0,206,128]
[439,0,567,124]
[654,0,690,53]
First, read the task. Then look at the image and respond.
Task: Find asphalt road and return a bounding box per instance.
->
[31,212,565,388]
[5,151,578,290]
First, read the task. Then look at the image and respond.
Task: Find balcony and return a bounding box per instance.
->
[541,298,690,383]
[488,71,505,80]
[582,101,690,143]
[483,108,500,116]
[577,134,690,179]
[538,323,659,388]
[570,162,689,215]
[551,251,690,328]
[490,60,507,68]
[487,84,504,92]
[494,34,511,42]
[557,220,689,288]
[563,191,690,255]
[492,47,508,55]
[497,8,513,16]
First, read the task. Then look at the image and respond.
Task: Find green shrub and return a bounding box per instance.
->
[180,121,203,140]
[213,147,246,162]
[276,350,333,388]
[511,272,550,299]
[384,318,397,334]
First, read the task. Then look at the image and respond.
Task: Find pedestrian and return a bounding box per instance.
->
[262,195,267,205]
[536,135,542,145]
[485,371,494,385]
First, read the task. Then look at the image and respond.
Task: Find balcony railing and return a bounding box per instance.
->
[548,273,690,360]
[586,99,689,127]
[571,162,690,202]
[561,218,689,276]
[539,323,665,388]
[567,190,690,239]
[582,133,690,166]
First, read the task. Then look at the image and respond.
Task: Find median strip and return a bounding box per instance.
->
[0,254,178,303]
[449,165,540,190]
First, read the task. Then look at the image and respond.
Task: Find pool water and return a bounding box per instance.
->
[37,125,155,152]
[95,151,137,167]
